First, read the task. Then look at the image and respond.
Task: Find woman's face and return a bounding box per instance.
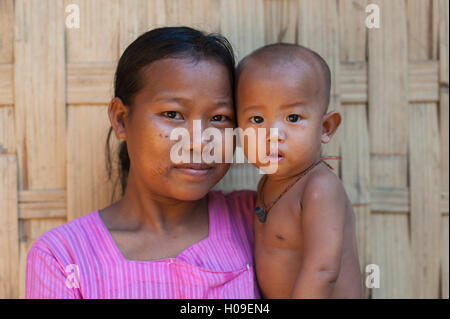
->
[112,57,235,201]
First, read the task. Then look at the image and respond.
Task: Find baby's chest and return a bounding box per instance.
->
[254,198,304,250]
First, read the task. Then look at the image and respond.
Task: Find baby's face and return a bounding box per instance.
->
[236,59,326,177]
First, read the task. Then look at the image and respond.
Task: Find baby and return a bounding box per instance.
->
[236,43,362,298]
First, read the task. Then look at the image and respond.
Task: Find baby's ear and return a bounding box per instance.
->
[108,97,129,140]
[321,110,341,144]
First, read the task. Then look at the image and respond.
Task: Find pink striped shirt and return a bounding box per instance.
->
[26,190,261,299]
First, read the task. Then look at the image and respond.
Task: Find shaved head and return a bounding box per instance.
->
[236,43,331,113]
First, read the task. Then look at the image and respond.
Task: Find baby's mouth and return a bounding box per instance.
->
[266,150,285,162]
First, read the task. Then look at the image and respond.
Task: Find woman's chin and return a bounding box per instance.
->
[170,165,229,199]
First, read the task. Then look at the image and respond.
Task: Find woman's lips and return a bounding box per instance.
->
[173,163,213,177]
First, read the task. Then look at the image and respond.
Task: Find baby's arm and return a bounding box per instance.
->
[290,174,346,298]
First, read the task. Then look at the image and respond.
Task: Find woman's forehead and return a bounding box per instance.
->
[141,58,231,94]
[129,58,233,113]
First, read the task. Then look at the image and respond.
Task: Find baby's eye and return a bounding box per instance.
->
[249,116,264,124]
[286,114,301,123]
[161,111,183,120]
[211,115,229,122]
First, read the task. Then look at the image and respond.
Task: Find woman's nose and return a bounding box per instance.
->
[183,119,209,153]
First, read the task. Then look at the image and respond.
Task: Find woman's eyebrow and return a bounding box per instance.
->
[152,94,231,107]
[215,100,233,107]
[153,96,191,104]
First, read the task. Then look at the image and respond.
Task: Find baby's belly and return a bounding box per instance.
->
[254,246,302,299]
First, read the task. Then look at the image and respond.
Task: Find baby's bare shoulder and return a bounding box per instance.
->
[301,164,348,214]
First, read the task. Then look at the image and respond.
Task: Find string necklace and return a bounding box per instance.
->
[254,157,338,223]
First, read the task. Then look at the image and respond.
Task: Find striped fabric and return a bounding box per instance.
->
[26,191,261,299]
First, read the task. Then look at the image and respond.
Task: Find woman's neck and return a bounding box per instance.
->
[115,170,207,234]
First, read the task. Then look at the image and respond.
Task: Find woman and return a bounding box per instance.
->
[26,27,259,298]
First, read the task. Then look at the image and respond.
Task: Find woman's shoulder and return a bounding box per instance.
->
[28,210,101,260]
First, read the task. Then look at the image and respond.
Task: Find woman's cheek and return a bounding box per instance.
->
[139,124,174,176]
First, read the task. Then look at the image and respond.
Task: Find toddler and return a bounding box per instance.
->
[236,43,362,298]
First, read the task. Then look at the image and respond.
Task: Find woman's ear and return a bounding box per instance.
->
[108,97,129,140]
[321,110,341,144]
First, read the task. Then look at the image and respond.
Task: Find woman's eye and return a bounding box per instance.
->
[211,115,229,122]
[249,116,264,124]
[286,114,301,123]
[162,111,183,120]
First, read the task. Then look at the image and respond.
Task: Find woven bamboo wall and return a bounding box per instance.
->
[0,0,448,299]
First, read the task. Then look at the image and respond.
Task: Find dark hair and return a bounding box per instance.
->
[105,26,236,198]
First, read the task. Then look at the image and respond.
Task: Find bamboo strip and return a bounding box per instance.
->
[0,154,19,298]
[0,64,13,105]
[0,0,13,63]
[368,0,412,298]
[409,102,441,298]
[263,0,299,44]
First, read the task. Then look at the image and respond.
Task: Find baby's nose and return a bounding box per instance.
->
[266,128,286,143]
